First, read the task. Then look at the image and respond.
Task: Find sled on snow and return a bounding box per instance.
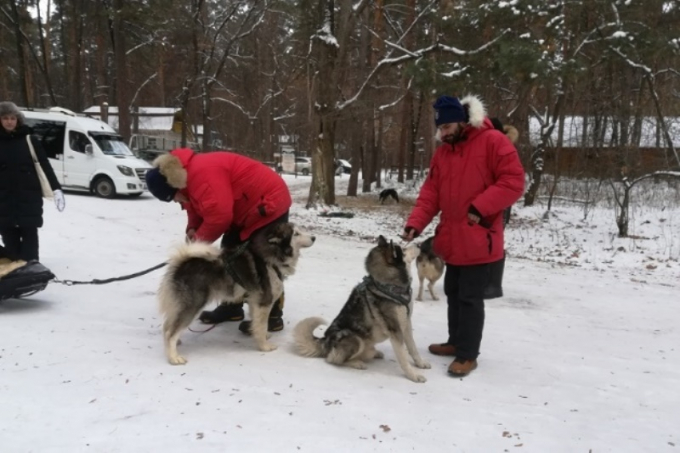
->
[0,247,55,301]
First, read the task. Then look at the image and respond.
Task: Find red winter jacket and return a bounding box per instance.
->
[405,118,525,265]
[159,148,292,243]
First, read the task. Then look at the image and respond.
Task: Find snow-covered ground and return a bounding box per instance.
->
[1,174,678,452]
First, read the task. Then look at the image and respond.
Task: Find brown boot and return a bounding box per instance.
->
[448,357,478,377]
[428,343,457,356]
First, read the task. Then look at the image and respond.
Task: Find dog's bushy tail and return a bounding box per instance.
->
[293,317,328,357]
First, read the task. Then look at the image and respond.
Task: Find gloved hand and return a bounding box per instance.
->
[54,190,66,212]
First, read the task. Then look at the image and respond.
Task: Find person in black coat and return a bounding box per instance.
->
[0,101,65,262]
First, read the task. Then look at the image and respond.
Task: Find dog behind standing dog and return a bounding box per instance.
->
[293,236,430,382]
[404,237,444,301]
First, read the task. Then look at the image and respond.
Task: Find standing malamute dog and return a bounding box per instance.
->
[293,236,430,382]
[158,222,315,365]
[412,236,445,301]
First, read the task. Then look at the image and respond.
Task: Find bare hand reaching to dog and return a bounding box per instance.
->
[401,226,418,242]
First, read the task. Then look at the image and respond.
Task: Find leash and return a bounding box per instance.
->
[50,241,247,287]
[52,262,168,286]
[222,240,250,288]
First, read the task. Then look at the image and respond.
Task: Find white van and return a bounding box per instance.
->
[21,107,151,198]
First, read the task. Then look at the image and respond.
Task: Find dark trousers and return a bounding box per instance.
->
[218,211,290,318]
[0,226,40,262]
[444,263,489,360]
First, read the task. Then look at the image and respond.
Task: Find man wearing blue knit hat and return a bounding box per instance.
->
[402,94,526,377]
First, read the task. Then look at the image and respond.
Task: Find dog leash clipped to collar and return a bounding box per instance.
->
[52,262,168,286]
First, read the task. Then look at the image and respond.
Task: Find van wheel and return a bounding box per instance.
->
[302,168,309,176]
[93,176,116,198]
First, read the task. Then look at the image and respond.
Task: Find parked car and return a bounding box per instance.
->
[335,158,352,174]
[295,156,312,175]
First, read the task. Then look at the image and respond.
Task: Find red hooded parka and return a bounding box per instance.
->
[406,97,525,266]
[155,148,292,243]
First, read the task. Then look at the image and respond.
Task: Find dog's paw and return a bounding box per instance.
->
[168,355,187,365]
[374,350,385,359]
[415,359,431,369]
[407,373,427,383]
[259,342,278,352]
[432,296,440,301]
[415,296,423,302]
[348,361,368,370]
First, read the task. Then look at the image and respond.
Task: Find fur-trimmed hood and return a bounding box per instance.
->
[152,149,191,189]
[434,94,487,142]
[503,125,519,144]
[459,95,486,128]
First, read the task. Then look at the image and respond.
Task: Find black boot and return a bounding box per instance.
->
[199,302,245,324]
[239,293,285,335]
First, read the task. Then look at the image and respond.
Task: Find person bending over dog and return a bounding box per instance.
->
[146,148,292,333]
[402,95,524,377]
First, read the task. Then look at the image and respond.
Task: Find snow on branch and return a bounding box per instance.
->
[437,29,510,56]
[378,79,413,111]
[337,29,508,112]
[311,22,339,48]
[126,36,157,56]
[129,72,158,108]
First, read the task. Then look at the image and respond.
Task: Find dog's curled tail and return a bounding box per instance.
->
[167,241,221,267]
[293,317,328,358]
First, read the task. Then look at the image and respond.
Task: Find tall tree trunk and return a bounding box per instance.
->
[9,1,31,106]
[397,88,412,183]
[112,0,131,141]
[524,88,565,206]
[309,1,337,205]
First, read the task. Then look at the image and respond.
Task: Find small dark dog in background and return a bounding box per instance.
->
[379,188,400,204]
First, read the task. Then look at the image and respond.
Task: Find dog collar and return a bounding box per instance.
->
[361,276,412,314]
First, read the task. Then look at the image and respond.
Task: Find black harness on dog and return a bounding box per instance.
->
[359,276,413,315]
[223,240,250,288]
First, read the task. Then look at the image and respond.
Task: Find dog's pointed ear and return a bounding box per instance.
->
[378,235,388,247]
[394,244,403,261]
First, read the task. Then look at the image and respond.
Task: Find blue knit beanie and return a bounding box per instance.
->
[433,95,468,126]
[146,167,178,202]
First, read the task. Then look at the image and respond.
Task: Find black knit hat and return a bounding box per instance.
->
[433,96,468,126]
[145,167,178,202]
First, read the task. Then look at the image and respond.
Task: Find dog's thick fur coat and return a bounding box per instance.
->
[158,222,314,365]
[293,236,430,382]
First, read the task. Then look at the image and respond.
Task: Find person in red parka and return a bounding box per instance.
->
[145,148,293,333]
[402,95,525,377]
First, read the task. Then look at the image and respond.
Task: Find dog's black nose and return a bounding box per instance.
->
[311,236,316,242]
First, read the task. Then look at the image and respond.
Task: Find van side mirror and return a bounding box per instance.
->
[84,144,93,155]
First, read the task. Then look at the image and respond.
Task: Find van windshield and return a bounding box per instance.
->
[90,133,134,156]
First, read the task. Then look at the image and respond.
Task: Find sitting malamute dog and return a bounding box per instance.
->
[412,236,445,301]
[293,236,430,382]
[158,222,315,365]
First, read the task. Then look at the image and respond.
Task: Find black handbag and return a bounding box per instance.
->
[484,252,505,299]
